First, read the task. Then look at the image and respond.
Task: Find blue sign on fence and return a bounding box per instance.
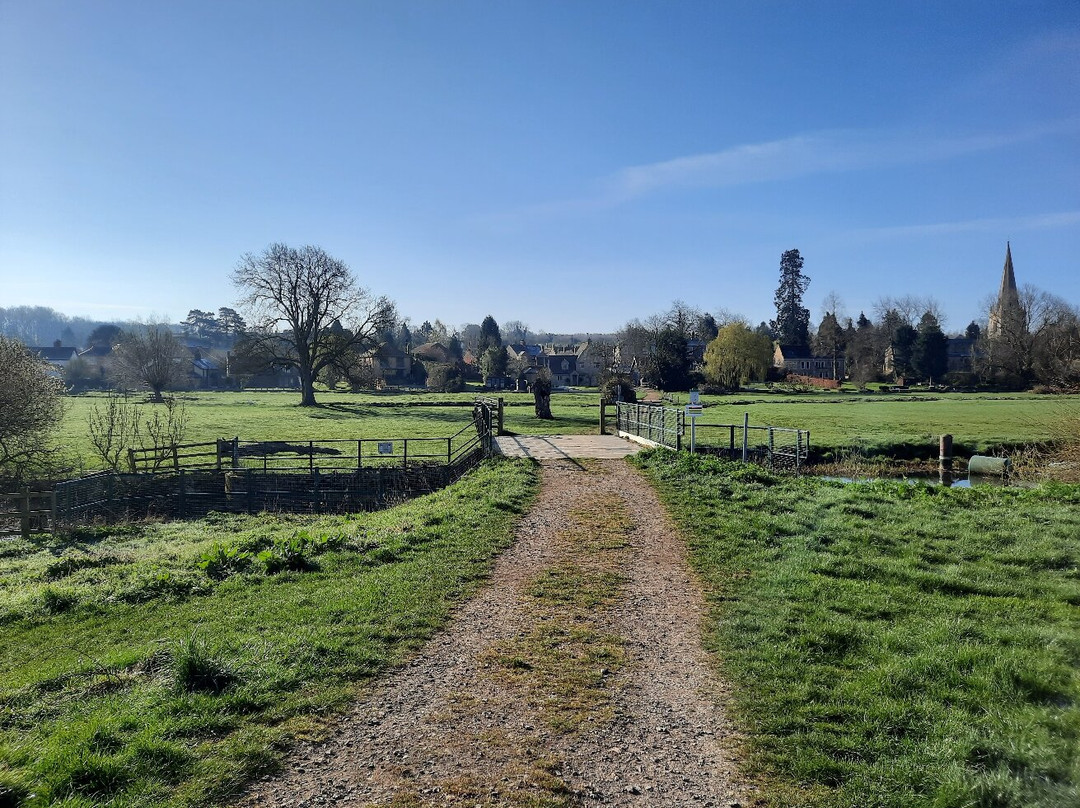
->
[378,442,394,454]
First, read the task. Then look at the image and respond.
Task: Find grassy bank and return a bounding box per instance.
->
[0,458,538,807]
[634,449,1080,808]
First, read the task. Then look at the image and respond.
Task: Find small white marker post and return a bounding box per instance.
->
[685,389,703,453]
[742,412,749,463]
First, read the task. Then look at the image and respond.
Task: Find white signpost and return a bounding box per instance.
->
[685,389,703,453]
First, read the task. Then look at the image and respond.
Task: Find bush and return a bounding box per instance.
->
[0,335,66,480]
[426,362,466,392]
[600,374,637,403]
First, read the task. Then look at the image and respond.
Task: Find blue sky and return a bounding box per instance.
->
[1,0,1077,335]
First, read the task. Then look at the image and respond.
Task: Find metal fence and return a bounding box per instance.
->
[15,413,493,536]
[691,423,810,471]
[615,402,684,450]
[615,401,809,472]
[129,429,487,475]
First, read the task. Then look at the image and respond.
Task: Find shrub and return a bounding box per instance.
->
[425,362,466,392]
[600,374,637,403]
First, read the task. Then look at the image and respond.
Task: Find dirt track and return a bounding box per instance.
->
[235,459,751,807]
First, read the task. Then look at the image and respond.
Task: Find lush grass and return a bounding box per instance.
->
[634,449,1080,808]
[692,390,1080,458]
[53,389,1080,473]
[0,458,539,807]
[54,389,603,471]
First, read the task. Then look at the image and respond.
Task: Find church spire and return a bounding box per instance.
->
[999,241,1017,300]
[988,241,1025,338]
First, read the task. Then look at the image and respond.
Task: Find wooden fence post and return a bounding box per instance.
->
[20,487,30,539]
[497,397,504,436]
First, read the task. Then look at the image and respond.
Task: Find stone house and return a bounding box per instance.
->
[358,343,412,386]
[773,344,845,380]
[30,343,79,376]
[413,341,453,364]
[946,337,978,374]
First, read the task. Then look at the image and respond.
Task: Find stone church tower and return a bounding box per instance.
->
[987,242,1026,338]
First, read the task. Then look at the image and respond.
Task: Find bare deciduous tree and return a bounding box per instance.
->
[873,295,947,330]
[87,394,190,472]
[112,325,187,402]
[87,395,140,472]
[980,285,1079,387]
[233,243,396,406]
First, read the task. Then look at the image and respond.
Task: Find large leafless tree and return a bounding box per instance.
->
[112,325,187,402]
[232,243,396,406]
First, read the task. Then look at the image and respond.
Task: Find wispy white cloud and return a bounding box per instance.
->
[853,210,1080,240]
[473,119,1080,229]
[605,122,1078,201]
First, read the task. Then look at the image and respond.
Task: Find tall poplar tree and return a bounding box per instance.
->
[770,249,811,349]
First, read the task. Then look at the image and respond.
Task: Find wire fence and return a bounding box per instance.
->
[691,423,810,471]
[4,412,493,537]
[615,402,809,471]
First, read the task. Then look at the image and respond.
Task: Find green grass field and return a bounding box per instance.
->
[634,449,1080,808]
[693,390,1080,458]
[54,388,1080,473]
[0,459,538,807]
[55,390,604,471]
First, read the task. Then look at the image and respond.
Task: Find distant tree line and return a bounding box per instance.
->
[620,249,1080,393]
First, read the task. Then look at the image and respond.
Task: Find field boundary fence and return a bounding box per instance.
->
[615,402,684,450]
[615,401,809,471]
[5,411,495,537]
[691,423,810,472]
[0,487,56,539]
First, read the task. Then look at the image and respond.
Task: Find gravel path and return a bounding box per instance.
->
[234,459,751,807]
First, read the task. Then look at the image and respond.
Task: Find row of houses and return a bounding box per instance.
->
[360,340,616,389]
[30,341,226,388]
[773,338,978,383]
